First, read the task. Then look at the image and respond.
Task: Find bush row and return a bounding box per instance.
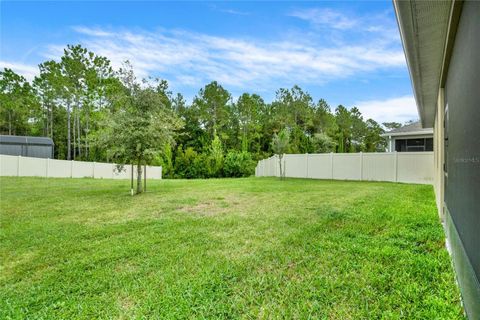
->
[155,143,257,179]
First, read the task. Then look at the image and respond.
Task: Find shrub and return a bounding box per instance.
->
[206,135,224,177]
[174,146,210,179]
[223,151,256,177]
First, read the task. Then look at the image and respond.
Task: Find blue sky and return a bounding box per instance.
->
[0,1,418,124]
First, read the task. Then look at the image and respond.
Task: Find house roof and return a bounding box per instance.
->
[0,135,54,146]
[381,121,433,137]
[393,0,457,128]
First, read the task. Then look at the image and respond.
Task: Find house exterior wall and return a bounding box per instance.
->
[439,2,480,318]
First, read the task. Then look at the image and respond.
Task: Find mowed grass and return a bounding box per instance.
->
[0,177,463,319]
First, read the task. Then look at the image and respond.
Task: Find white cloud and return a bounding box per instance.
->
[55,25,405,90]
[71,26,114,37]
[354,95,419,124]
[289,8,357,30]
[289,8,400,44]
[0,61,38,81]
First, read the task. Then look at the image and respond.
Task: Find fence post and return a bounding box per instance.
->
[394,151,398,182]
[70,160,73,178]
[330,152,334,179]
[46,158,49,178]
[360,152,363,181]
[305,153,309,178]
[17,155,21,176]
[92,162,96,178]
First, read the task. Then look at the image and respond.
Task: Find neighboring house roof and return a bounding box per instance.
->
[381,121,433,137]
[393,0,460,128]
[0,135,54,146]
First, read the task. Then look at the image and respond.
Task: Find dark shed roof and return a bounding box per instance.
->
[0,135,54,146]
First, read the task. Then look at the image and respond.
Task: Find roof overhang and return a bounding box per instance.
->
[393,0,462,128]
[381,129,433,138]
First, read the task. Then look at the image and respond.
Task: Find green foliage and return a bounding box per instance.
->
[0,69,39,135]
[1,45,390,179]
[271,128,290,156]
[223,151,256,177]
[98,76,182,192]
[382,121,402,130]
[154,142,174,178]
[312,132,336,153]
[174,146,209,179]
[271,128,290,179]
[207,135,224,177]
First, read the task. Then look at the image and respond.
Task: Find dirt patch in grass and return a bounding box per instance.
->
[117,294,136,318]
[178,194,252,216]
[179,200,224,216]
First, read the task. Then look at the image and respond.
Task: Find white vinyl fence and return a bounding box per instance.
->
[256,152,434,184]
[0,155,162,180]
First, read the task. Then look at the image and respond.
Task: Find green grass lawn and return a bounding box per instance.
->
[0,177,463,319]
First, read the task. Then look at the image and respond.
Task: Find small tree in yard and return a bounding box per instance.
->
[271,128,290,180]
[100,73,182,194]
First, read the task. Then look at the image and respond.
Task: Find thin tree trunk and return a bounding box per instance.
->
[136,162,143,194]
[279,155,283,180]
[8,111,12,135]
[67,102,71,160]
[77,113,81,159]
[73,110,76,160]
[50,104,53,139]
[85,110,89,159]
[44,99,48,137]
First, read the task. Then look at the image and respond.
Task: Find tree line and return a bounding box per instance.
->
[0,44,397,179]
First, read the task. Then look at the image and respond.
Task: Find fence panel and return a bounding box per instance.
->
[285,154,307,178]
[72,161,94,178]
[397,152,434,184]
[19,156,47,177]
[94,162,114,179]
[255,152,434,185]
[332,154,362,180]
[362,153,395,182]
[307,154,333,179]
[48,159,72,178]
[266,157,274,176]
[146,166,162,179]
[0,155,18,176]
[0,155,162,180]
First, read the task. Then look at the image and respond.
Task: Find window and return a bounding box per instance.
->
[394,138,433,152]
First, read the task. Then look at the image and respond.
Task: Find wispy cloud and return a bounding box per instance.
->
[71,26,114,37]
[42,25,405,90]
[289,8,357,30]
[354,95,419,124]
[0,61,38,81]
[209,4,250,16]
[289,8,400,43]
